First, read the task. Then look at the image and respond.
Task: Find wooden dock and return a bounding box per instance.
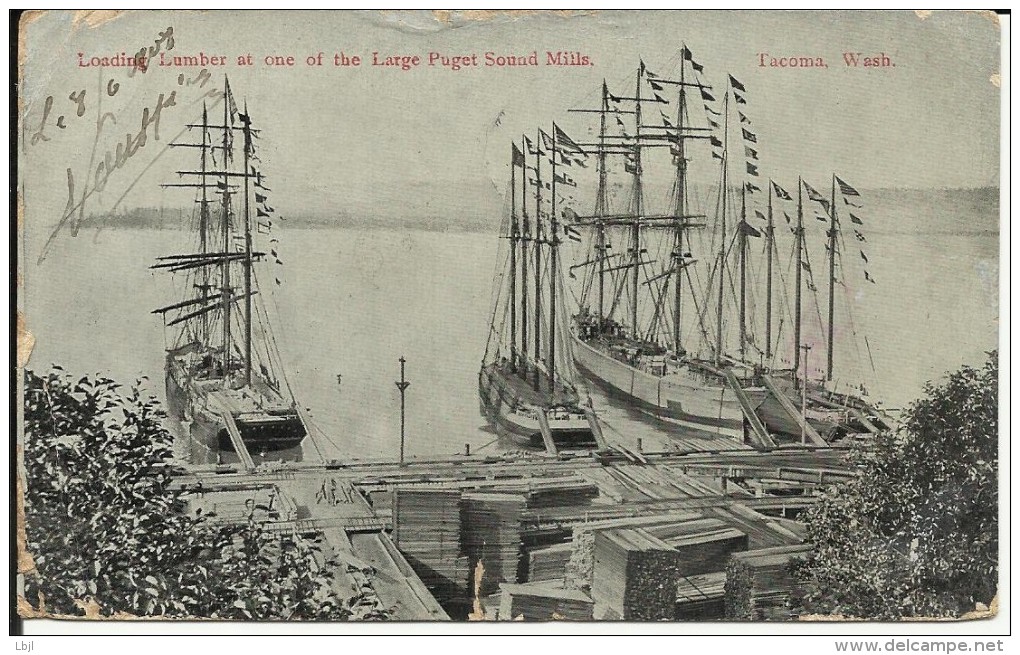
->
[172,443,851,620]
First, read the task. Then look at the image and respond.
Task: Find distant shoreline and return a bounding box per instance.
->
[65,186,999,235]
[77,224,1001,238]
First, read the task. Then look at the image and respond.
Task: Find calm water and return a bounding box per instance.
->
[23,193,998,461]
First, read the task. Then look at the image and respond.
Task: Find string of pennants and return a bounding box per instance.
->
[216,106,287,284]
[686,45,760,198]
[237,115,285,286]
[677,47,876,287]
[768,177,875,285]
[505,47,877,289]
[836,176,874,284]
[605,85,640,174]
[511,124,590,238]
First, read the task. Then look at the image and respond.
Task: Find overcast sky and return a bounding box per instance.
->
[20,10,1000,243]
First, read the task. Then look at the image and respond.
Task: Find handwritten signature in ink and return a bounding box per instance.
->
[37,66,219,263]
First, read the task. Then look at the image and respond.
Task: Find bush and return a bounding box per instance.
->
[795,352,998,619]
[21,368,381,620]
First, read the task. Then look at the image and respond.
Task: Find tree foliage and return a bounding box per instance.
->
[21,368,381,620]
[796,352,998,619]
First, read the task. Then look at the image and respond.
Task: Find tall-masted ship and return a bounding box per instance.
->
[152,78,306,464]
[562,47,888,447]
[478,135,600,452]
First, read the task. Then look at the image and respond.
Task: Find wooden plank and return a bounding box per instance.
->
[537,409,559,456]
[761,375,828,446]
[219,410,256,471]
[583,407,609,450]
[722,370,777,450]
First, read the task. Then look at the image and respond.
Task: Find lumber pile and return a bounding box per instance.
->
[591,528,685,620]
[526,542,573,582]
[675,571,727,620]
[564,511,703,591]
[663,527,748,577]
[524,478,599,508]
[498,582,594,621]
[709,504,805,549]
[724,544,812,621]
[461,493,526,597]
[392,488,469,605]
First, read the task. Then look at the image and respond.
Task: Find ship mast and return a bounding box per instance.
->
[765,179,775,361]
[241,101,254,388]
[533,130,543,391]
[671,55,687,353]
[630,61,645,340]
[738,183,747,360]
[549,126,559,389]
[199,103,211,344]
[826,173,838,381]
[597,81,609,324]
[715,91,729,366]
[793,176,804,376]
[520,137,530,377]
[509,143,518,371]
[219,79,233,386]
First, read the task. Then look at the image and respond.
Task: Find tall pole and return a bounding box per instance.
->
[631,61,644,340]
[739,184,747,361]
[799,345,810,444]
[715,92,729,366]
[672,54,687,354]
[533,131,543,391]
[765,179,774,361]
[826,174,838,381]
[794,177,804,377]
[509,144,518,371]
[549,126,558,389]
[241,101,253,388]
[220,78,232,386]
[520,137,529,376]
[597,81,609,324]
[199,103,210,344]
[395,356,410,466]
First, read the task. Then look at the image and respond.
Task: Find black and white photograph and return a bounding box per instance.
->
[13,9,1005,638]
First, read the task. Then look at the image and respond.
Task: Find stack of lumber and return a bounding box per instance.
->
[601,465,715,501]
[526,541,573,582]
[564,511,703,592]
[675,571,727,620]
[709,504,804,549]
[724,544,812,621]
[392,488,469,604]
[498,581,594,621]
[461,493,526,597]
[654,525,748,577]
[525,478,599,508]
[591,528,685,620]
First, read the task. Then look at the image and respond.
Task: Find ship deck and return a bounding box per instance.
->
[204,386,292,415]
[482,362,581,408]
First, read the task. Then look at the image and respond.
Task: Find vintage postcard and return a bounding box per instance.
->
[14,9,1003,633]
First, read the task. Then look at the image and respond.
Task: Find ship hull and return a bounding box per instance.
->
[754,395,844,443]
[165,360,306,465]
[571,333,766,440]
[757,373,888,442]
[478,365,595,450]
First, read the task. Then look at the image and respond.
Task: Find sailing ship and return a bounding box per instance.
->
[478,136,599,451]
[562,48,887,447]
[152,78,307,464]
